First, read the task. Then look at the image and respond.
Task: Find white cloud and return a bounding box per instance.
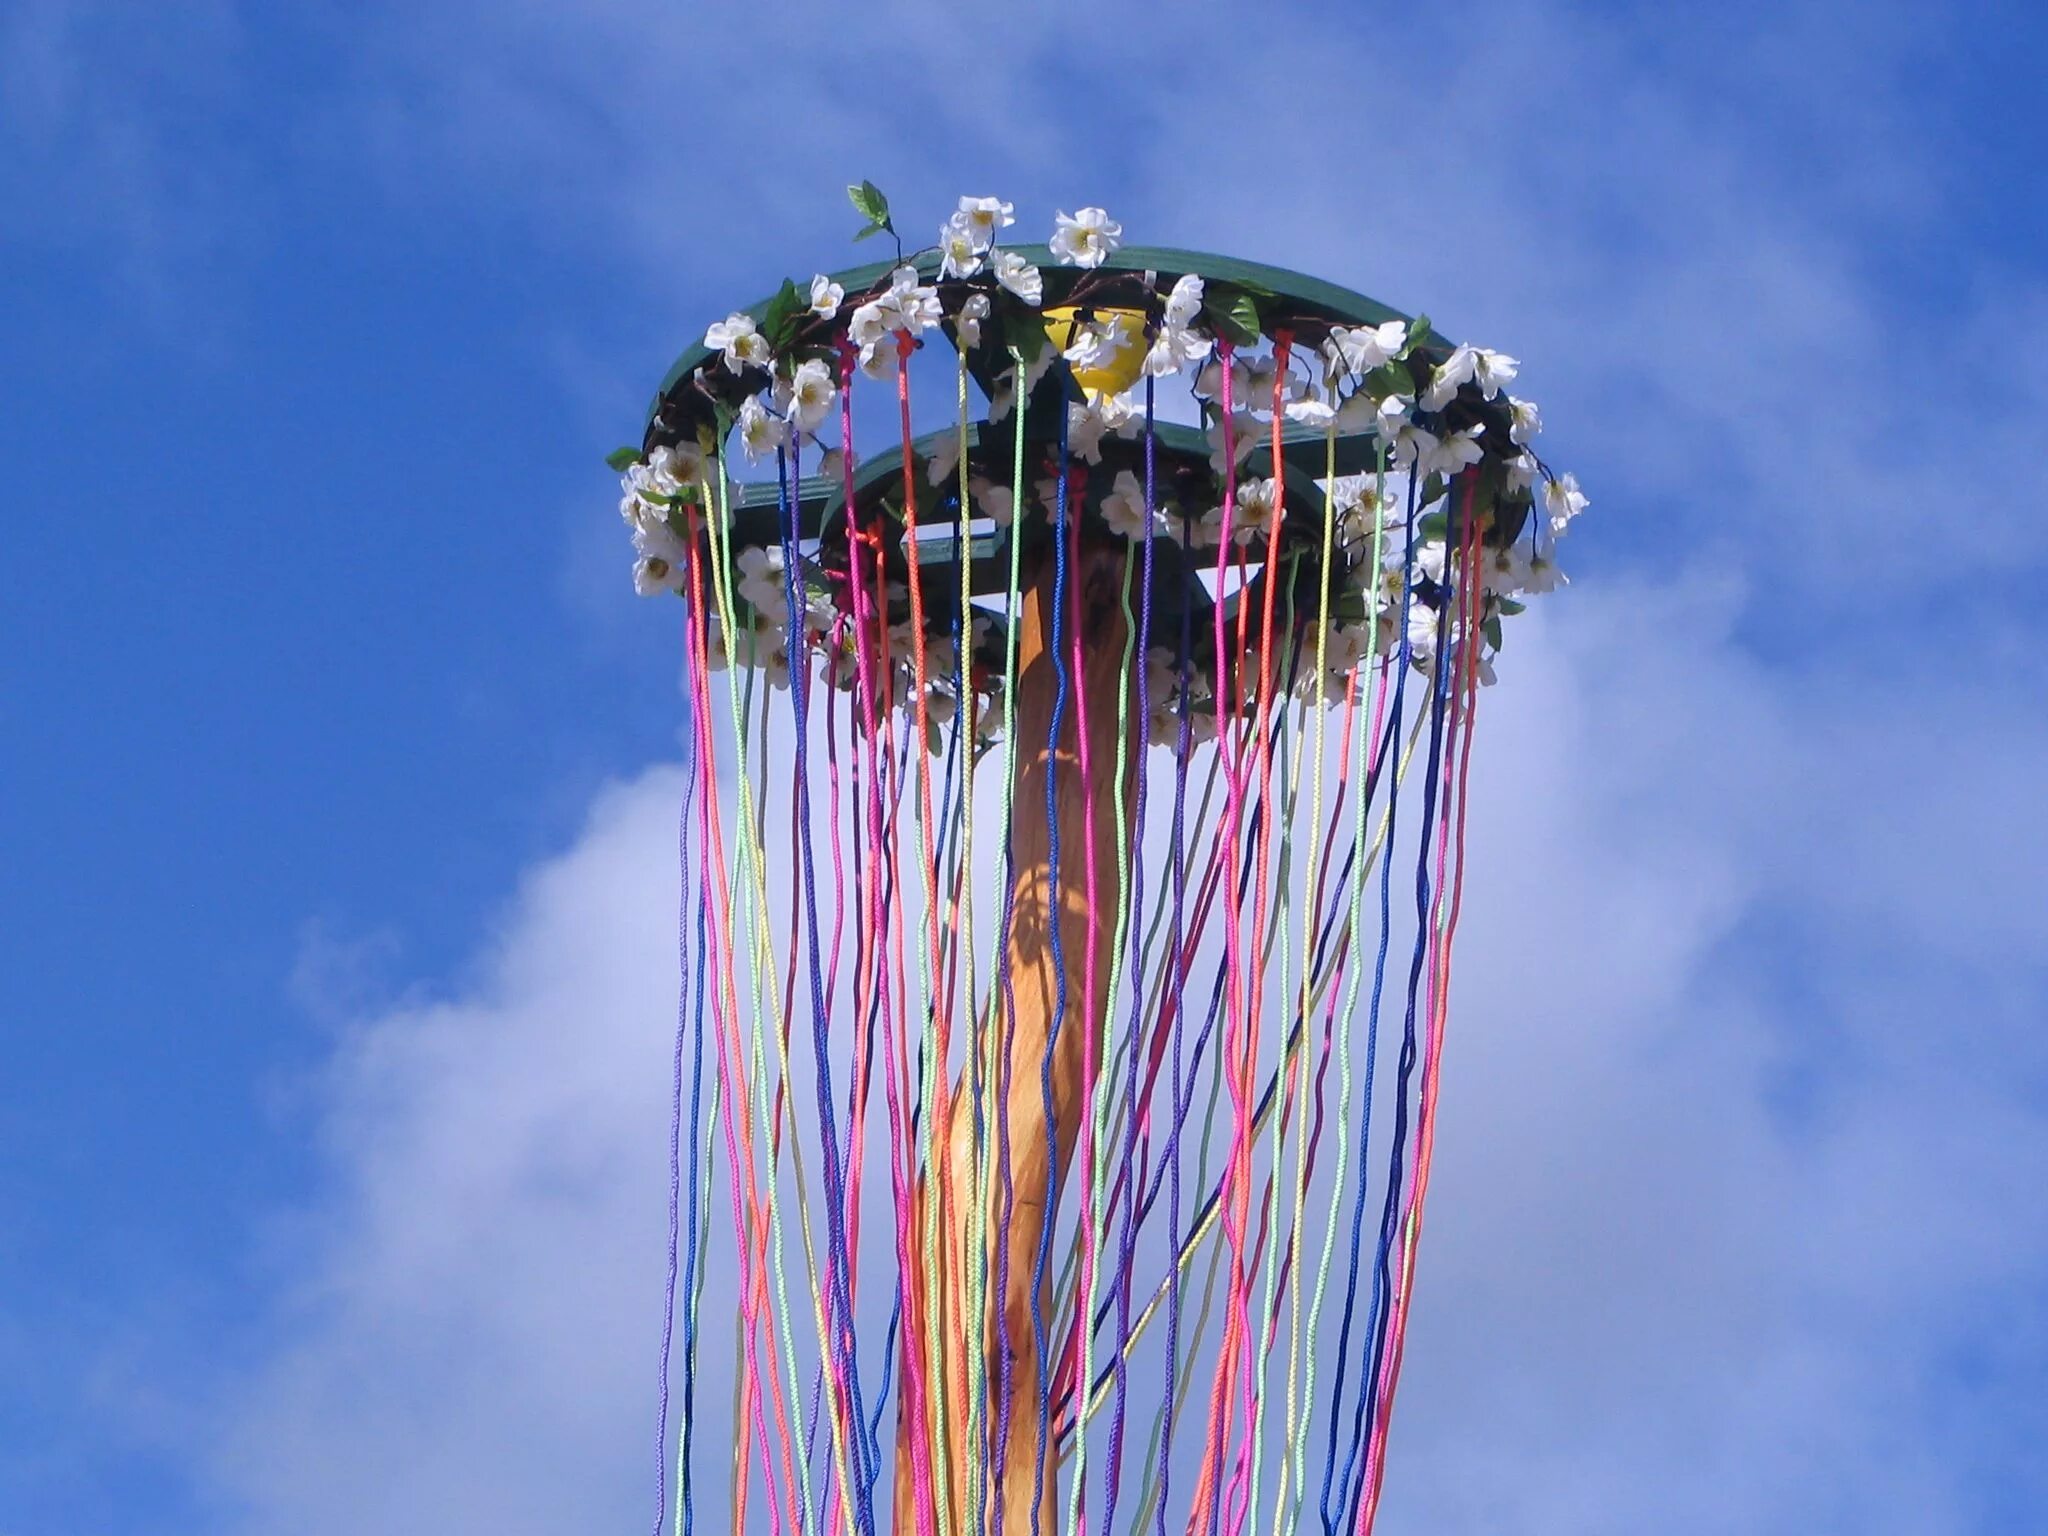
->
[216,772,700,1532]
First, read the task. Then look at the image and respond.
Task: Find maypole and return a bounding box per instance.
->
[611,186,1589,1536]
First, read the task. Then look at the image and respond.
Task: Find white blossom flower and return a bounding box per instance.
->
[1505,450,1539,491]
[1192,496,1260,549]
[1333,476,1398,543]
[753,629,793,690]
[1522,549,1567,593]
[1145,647,1185,704]
[801,583,838,637]
[1471,347,1518,398]
[817,445,850,484]
[1335,389,1412,445]
[885,619,919,666]
[1406,602,1441,664]
[1294,622,1370,699]
[1284,394,1337,427]
[1145,321,1212,377]
[970,475,1015,525]
[1236,356,1281,413]
[1484,545,1534,594]
[1425,423,1486,477]
[1094,389,1144,437]
[973,690,1003,744]
[1163,273,1205,328]
[1323,320,1408,377]
[1049,206,1122,268]
[939,221,983,279]
[925,431,963,487]
[1061,317,1124,373]
[1420,346,1472,409]
[956,292,990,348]
[810,274,844,319]
[736,395,787,461]
[1421,343,1518,409]
[634,554,684,596]
[648,440,705,493]
[922,634,960,681]
[618,465,661,524]
[994,251,1043,305]
[887,266,944,334]
[1194,355,1254,403]
[1205,409,1262,475]
[954,196,1015,249]
[1067,399,1110,464]
[631,514,691,596]
[1391,421,1438,470]
[1543,472,1588,534]
[629,494,686,547]
[1235,475,1282,537]
[784,358,836,433]
[702,617,735,671]
[1098,468,1160,541]
[849,299,895,349]
[735,545,788,619]
[1411,539,1449,586]
[705,312,770,374]
[1507,395,1542,444]
[987,349,1054,420]
[1376,393,1415,440]
[858,338,899,381]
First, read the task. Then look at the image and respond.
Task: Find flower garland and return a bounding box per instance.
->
[610,189,1589,748]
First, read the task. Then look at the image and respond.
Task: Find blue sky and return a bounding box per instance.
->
[3,1,2045,1532]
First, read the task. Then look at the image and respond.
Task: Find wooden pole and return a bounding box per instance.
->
[894,544,1133,1536]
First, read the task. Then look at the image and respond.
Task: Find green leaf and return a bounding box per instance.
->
[1469,456,1504,520]
[762,277,804,350]
[1493,490,1533,549]
[1496,597,1526,616]
[1419,473,1448,509]
[606,446,643,472]
[1203,286,1262,347]
[1006,310,1049,366]
[852,220,889,243]
[1364,360,1413,400]
[1400,315,1431,358]
[1483,614,1504,651]
[847,180,891,226]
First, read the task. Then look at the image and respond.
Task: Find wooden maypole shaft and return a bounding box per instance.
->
[894,543,1134,1536]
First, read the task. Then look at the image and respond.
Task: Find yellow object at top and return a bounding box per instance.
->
[1043,305,1149,398]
